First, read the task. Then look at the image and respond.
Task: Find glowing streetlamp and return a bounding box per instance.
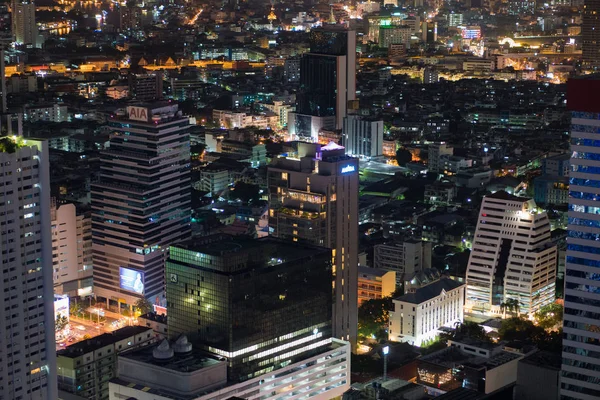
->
[382,346,389,382]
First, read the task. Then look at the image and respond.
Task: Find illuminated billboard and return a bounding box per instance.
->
[54,294,70,322]
[119,267,145,294]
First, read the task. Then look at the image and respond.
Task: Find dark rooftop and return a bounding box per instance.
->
[120,342,223,373]
[58,326,152,358]
[519,350,562,370]
[395,278,464,304]
[486,190,530,202]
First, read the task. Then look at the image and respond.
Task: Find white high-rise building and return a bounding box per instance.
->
[51,200,93,296]
[465,191,557,316]
[268,142,359,347]
[343,115,384,158]
[561,78,600,399]
[92,104,191,309]
[0,137,57,399]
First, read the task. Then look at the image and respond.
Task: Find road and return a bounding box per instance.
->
[56,314,136,351]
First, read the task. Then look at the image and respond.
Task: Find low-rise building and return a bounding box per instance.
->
[514,350,561,400]
[109,338,351,400]
[358,266,397,305]
[424,182,456,205]
[388,278,465,347]
[25,103,69,122]
[57,326,155,400]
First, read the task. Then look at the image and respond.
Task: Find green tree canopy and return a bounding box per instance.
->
[55,315,68,331]
[534,303,563,330]
[395,148,412,166]
[453,321,490,342]
[135,298,154,315]
[358,297,392,340]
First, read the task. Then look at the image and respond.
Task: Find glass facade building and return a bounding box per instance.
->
[166,235,333,382]
[562,79,600,399]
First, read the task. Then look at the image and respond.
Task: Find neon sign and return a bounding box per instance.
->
[341,165,355,174]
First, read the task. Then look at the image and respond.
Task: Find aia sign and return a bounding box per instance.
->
[127,106,149,122]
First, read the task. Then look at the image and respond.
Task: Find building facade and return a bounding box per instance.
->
[268,142,359,346]
[0,137,57,399]
[582,0,600,68]
[358,266,396,305]
[561,78,600,399]
[12,1,38,46]
[465,191,557,315]
[57,326,155,400]
[342,115,384,158]
[289,26,356,141]
[374,239,431,284]
[166,235,333,381]
[91,104,191,308]
[51,200,93,296]
[388,278,464,346]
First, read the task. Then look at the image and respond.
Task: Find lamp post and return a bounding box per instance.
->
[382,346,389,382]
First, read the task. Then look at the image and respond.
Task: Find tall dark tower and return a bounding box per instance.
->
[583,0,600,68]
[288,26,356,142]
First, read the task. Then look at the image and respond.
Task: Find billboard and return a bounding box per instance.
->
[127,106,149,122]
[119,267,145,294]
[54,294,70,322]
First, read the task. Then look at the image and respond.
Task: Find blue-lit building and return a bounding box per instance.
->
[561,78,600,399]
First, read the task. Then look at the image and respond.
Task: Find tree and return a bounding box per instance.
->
[453,321,490,342]
[135,298,154,315]
[534,303,563,330]
[70,302,84,316]
[501,298,522,318]
[358,298,393,340]
[395,148,412,166]
[55,315,69,332]
[498,317,545,342]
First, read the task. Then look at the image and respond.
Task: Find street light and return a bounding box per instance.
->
[382,346,389,382]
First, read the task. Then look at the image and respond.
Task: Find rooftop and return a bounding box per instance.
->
[395,278,464,304]
[120,341,223,373]
[58,326,152,358]
[519,350,562,370]
[485,190,530,202]
[421,345,521,371]
[358,266,393,278]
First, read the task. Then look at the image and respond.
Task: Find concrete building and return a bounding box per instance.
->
[515,350,561,400]
[198,167,232,195]
[533,175,569,205]
[128,72,163,101]
[51,200,93,297]
[378,25,412,48]
[374,239,432,285]
[108,338,351,400]
[57,326,155,400]
[358,266,396,305]
[465,191,557,315]
[423,67,439,84]
[12,1,38,47]
[561,77,600,399]
[91,103,191,308]
[448,13,463,27]
[289,26,356,141]
[428,142,453,173]
[416,339,524,396]
[439,155,472,174]
[25,103,68,122]
[268,142,359,346]
[0,137,57,399]
[343,115,383,158]
[388,278,464,347]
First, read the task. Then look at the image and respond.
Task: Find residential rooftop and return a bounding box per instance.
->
[394,278,464,304]
[57,326,152,358]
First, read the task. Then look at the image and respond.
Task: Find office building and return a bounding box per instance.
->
[51,200,93,297]
[515,350,561,400]
[465,191,557,316]
[374,239,432,285]
[583,0,600,68]
[108,337,351,400]
[11,0,38,47]
[91,103,191,309]
[166,235,333,381]
[423,67,439,84]
[358,266,396,305]
[422,21,437,43]
[343,114,384,158]
[561,77,600,399]
[268,142,359,346]
[289,26,356,141]
[128,72,163,101]
[388,278,464,346]
[428,142,453,173]
[57,326,155,400]
[0,137,57,399]
[378,25,412,48]
[448,13,463,27]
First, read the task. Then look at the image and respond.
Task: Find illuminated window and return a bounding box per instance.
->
[281,172,288,180]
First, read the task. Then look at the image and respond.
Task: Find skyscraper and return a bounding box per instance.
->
[11,1,37,47]
[288,26,356,141]
[582,0,600,68]
[561,77,600,399]
[268,142,359,346]
[0,137,57,399]
[92,103,191,309]
[166,235,333,382]
[465,191,557,315]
